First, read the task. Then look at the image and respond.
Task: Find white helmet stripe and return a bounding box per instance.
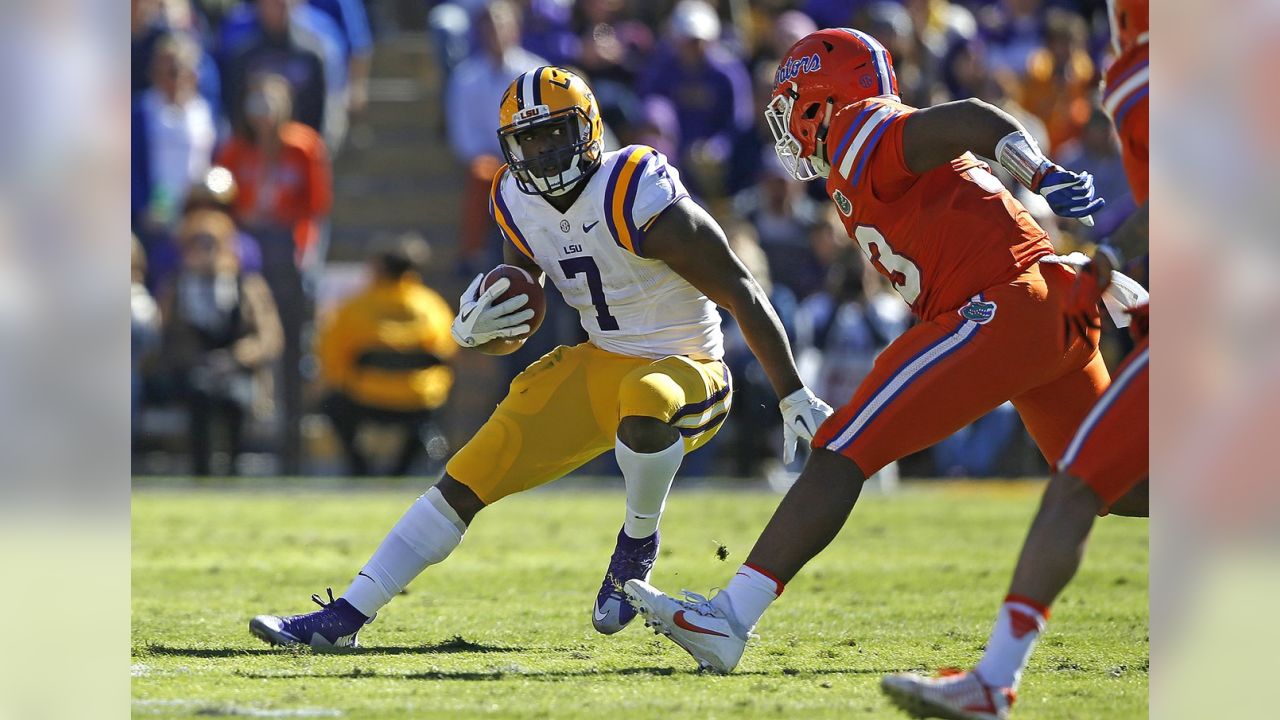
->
[522,70,537,110]
[840,28,893,95]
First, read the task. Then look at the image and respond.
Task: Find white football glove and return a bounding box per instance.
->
[450,273,535,348]
[779,387,835,464]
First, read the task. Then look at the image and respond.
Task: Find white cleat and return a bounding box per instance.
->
[622,579,750,674]
[881,669,1015,720]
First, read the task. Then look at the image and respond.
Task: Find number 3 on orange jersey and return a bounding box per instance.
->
[854,225,922,304]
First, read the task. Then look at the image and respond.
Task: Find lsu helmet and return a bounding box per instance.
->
[1107,0,1149,54]
[764,28,899,182]
[497,66,604,196]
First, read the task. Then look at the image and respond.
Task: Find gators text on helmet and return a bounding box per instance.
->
[764,28,899,182]
[497,67,604,196]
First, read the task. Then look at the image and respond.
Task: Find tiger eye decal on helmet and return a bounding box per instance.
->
[497,67,604,197]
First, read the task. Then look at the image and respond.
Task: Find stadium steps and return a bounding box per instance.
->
[329,31,462,270]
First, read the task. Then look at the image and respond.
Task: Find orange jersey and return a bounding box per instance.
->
[1102,43,1149,204]
[215,122,332,254]
[823,98,1054,321]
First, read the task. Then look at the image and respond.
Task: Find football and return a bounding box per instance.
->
[476,264,545,353]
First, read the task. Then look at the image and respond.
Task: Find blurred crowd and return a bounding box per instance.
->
[132,0,1140,480]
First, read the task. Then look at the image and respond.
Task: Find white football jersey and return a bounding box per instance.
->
[490,145,724,360]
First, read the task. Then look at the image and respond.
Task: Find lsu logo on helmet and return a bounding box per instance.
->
[497,67,604,197]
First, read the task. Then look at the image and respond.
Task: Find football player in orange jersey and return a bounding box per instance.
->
[623,26,1143,694]
[882,3,1149,718]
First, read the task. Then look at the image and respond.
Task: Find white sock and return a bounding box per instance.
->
[341,486,466,617]
[719,563,784,631]
[615,435,684,539]
[974,595,1050,689]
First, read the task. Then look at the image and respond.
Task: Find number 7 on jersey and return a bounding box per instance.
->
[559,256,620,331]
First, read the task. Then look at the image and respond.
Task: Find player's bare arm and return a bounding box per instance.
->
[899,98,1025,175]
[502,240,544,285]
[643,197,802,399]
[900,98,1104,222]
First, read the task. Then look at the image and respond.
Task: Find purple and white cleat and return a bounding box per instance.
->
[250,588,373,650]
[592,529,659,634]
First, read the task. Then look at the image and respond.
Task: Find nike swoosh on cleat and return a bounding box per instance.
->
[673,610,729,637]
[593,605,610,622]
[582,220,600,233]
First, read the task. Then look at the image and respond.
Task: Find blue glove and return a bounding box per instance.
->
[1035,166,1105,224]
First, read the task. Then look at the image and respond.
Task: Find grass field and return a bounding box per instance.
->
[132,481,1147,719]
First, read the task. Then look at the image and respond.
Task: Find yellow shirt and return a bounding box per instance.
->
[317,278,458,411]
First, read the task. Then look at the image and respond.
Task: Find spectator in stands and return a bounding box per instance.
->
[520,0,579,67]
[221,0,329,139]
[307,0,374,113]
[1057,108,1134,239]
[183,166,265,277]
[802,0,869,29]
[132,236,162,441]
[216,73,331,475]
[161,210,283,476]
[1019,7,1097,150]
[316,238,458,476]
[219,0,354,150]
[980,0,1046,78]
[732,150,823,299]
[216,73,332,266]
[132,33,218,239]
[638,0,753,198]
[444,0,547,271]
[861,2,931,108]
[132,0,223,121]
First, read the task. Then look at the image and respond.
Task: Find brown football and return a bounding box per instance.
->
[475,264,545,354]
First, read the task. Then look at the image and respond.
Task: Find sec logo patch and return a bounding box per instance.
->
[559,219,571,233]
[833,189,853,217]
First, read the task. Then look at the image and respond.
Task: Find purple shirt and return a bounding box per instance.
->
[638,43,753,162]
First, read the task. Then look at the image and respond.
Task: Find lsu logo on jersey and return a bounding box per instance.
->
[775,53,822,87]
[959,298,997,324]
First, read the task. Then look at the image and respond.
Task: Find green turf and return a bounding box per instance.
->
[132,481,1147,719]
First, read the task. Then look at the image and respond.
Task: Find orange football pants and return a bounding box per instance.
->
[813,262,1110,475]
[1058,332,1149,510]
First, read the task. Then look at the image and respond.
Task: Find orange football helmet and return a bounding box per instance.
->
[764,28,899,181]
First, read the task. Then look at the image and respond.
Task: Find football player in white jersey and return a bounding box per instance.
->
[248,67,833,649]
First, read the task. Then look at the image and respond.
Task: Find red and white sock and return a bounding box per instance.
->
[718,563,784,631]
[974,594,1050,690]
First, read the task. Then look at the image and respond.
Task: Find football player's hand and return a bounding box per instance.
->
[779,387,834,464]
[450,273,535,348]
[1063,249,1115,345]
[1035,166,1104,226]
